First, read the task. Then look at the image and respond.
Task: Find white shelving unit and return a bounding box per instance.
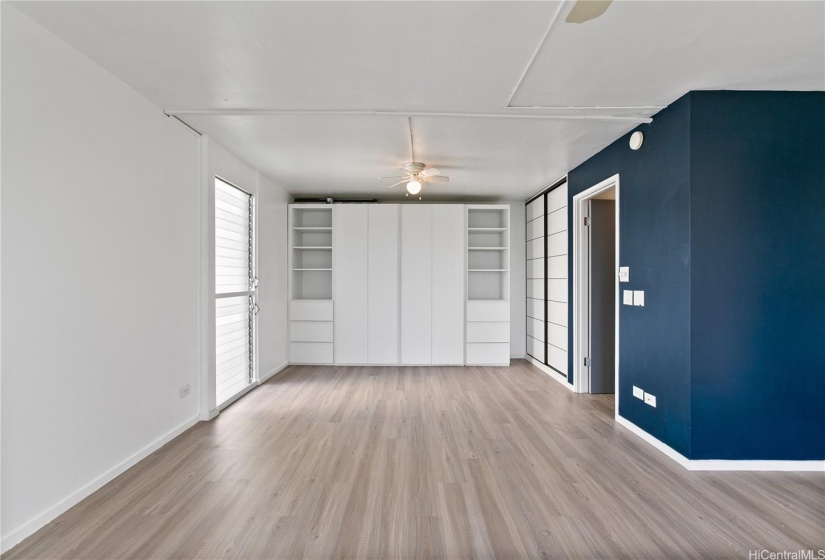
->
[465,205,510,365]
[289,205,334,364]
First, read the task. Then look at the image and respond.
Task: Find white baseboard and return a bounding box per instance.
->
[259,361,289,384]
[0,415,200,554]
[616,415,825,472]
[199,408,219,421]
[525,356,575,391]
[510,353,526,359]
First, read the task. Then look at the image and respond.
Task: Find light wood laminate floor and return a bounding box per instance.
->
[5,361,824,559]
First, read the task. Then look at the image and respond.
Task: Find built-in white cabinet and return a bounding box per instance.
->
[334,204,369,364]
[466,205,510,365]
[289,206,334,364]
[289,203,509,366]
[367,205,399,364]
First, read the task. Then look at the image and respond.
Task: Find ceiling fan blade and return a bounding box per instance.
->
[386,179,409,189]
[421,168,442,177]
[379,176,407,179]
[565,0,612,24]
[425,175,449,183]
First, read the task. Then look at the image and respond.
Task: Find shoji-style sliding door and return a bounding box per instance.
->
[525,179,569,379]
[526,196,546,362]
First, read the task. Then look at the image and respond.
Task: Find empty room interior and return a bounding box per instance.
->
[2,1,824,558]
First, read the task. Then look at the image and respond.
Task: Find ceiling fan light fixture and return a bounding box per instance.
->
[406,180,422,195]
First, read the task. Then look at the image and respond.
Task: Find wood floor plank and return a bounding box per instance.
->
[4,361,823,560]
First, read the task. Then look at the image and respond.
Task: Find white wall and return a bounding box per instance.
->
[507,201,527,358]
[0,5,201,550]
[0,7,292,551]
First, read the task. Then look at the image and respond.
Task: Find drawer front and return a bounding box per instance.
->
[290,342,333,364]
[290,321,333,342]
[527,317,544,342]
[290,300,333,321]
[526,335,545,362]
[526,297,544,321]
[466,343,510,365]
[466,300,510,322]
[467,322,510,343]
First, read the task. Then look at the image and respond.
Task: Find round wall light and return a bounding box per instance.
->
[629,131,644,150]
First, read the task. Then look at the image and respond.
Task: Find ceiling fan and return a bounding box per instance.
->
[380,117,450,196]
[565,0,612,24]
[381,162,449,195]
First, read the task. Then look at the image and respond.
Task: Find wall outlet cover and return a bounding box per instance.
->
[632,386,644,400]
[619,266,630,282]
[644,393,657,407]
[623,290,634,305]
[179,384,191,398]
[633,290,645,306]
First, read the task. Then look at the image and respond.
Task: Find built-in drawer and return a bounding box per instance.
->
[466,343,510,365]
[527,336,545,362]
[467,321,510,343]
[290,321,333,342]
[289,300,333,321]
[466,300,510,322]
[290,342,333,364]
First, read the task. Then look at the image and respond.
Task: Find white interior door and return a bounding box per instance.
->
[368,204,399,364]
[400,204,432,364]
[432,205,465,364]
[334,204,369,364]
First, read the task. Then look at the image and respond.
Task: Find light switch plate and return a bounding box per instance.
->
[619,266,630,283]
[179,384,190,399]
[633,290,645,306]
[623,290,634,305]
[644,393,657,407]
[632,386,644,400]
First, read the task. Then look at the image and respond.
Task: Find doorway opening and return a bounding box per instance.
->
[573,175,620,415]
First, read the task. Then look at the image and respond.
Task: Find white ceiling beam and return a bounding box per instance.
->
[163,109,653,124]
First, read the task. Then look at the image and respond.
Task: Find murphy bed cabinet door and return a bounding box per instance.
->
[334,204,369,364]
[400,204,433,364]
[368,204,400,364]
[431,205,465,364]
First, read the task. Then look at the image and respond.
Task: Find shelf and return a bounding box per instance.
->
[293,268,332,271]
[293,227,332,231]
[468,227,507,232]
[469,269,507,272]
[293,246,332,250]
[468,247,507,251]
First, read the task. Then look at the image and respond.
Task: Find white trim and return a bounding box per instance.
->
[0,415,200,554]
[616,416,825,472]
[526,356,575,391]
[258,361,289,385]
[199,408,220,422]
[572,175,620,411]
[510,353,526,359]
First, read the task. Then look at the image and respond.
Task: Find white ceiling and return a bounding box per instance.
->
[13,1,825,201]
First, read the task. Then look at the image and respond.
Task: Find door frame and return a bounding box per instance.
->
[572,174,620,416]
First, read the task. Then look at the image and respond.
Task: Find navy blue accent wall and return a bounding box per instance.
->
[565,91,825,460]
[567,94,693,456]
[689,91,825,460]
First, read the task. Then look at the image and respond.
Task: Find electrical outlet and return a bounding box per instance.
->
[623,290,634,305]
[633,290,645,306]
[633,386,644,400]
[619,266,630,283]
[179,384,191,399]
[644,393,657,407]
